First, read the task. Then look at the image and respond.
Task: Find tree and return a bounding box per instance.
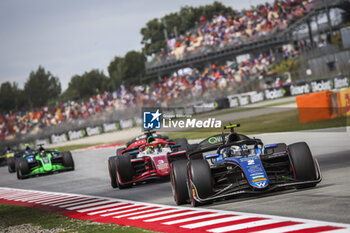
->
[108,51,145,87]
[24,66,61,108]
[64,69,109,100]
[0,82,21,111]
[123,51,146,85]
[108,56,125,89]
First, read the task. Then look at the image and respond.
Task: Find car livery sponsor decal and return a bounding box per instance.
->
[225,155,269,189]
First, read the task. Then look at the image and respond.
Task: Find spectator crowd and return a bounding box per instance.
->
[0,53,275,140]
[158,0,313,61]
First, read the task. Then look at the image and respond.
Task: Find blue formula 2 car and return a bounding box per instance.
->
[169,124,322,206]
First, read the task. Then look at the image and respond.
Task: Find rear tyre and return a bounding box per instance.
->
[108,156,118,188]
[170,160,189,205]
[174,138,189,151]
[115,154,134,189]
[16,159,29,180]
[7,157,16,173]
[187,159,213,207]
[62,151,74,170]
[288,142,317,189]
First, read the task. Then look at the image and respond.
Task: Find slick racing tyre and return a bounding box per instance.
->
[288,142,317,188]
[108,156,118,188]
[115,154,134,189]
[16,158,29,180]
[62,151,75,170]
[7,157,16,173]
[187,159,213,207]
[116,147,125,156]
[174,138,189,151]
[170,160,189,205]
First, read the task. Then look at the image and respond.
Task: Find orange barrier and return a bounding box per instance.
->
[337,88,350,117]
[296,91,335,123]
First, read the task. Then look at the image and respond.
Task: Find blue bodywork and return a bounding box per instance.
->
[26,155,35,163]
[204,147,269,189]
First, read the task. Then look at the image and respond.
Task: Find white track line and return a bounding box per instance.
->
[144,210,199,222]
[77,202,121,213]
[88,202,131,215]
[129,209,185,220]
[0,190,13,195]
[48,197,87,206]
[58,199,101,208]
[87,203,132,215]
[5,192,34,200]
[164,213,225,225]
[100,205,147,217]
[36,196,73,204]
[16,194,51,202]
[113,207,165,219]
[27,194,66,203]
[206,219,283,232]
[5,192,32,199]
[67,200,115,210]
[27,195,64,203]
[22,193,57,200]
[181,216,252,229]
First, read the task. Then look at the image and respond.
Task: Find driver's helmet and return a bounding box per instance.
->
[24,143,31,151]
[40,150,46,157]
[147,145,154,154]
[230,145,242,156]
[24,144,32,156]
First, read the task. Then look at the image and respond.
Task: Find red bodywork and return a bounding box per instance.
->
[119,138,170,155]
[116,141,187,186]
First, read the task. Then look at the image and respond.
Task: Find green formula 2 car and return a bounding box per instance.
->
[15,146,74,179]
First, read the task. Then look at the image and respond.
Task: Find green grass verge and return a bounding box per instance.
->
[0,204,157,233]
[166,109,350,140]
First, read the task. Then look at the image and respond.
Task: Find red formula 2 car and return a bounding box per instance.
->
[108,131,190,189]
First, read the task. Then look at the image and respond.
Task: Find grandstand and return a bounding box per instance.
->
[145,0,350,79]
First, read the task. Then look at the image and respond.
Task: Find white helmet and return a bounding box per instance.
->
[230,145,242,156]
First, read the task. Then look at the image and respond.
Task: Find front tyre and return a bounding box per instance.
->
[62,151,74,170]
[288,142,317,188]
[115,154,134,189]
[16,159,29,180]
[170,160,189,205]
[187,159,213,207]
[173,138,189,151]
[108,156,118,188]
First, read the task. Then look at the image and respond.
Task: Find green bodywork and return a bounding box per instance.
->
[22,152,72,177]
